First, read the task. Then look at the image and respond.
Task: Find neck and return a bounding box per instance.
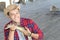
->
[12,21,20,26]
[16,22,20,25]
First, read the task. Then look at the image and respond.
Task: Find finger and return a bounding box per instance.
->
[5,24,15,29]
[5,24,12,29]
[25,27,31,34]
[25,27,30,32]
[25,27,29,30]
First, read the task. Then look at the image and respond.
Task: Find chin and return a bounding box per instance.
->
[15,20,20,23]
[13,19,20,23]
[16,21,20,23]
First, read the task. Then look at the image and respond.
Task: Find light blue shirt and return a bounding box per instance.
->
[17,30,26,40]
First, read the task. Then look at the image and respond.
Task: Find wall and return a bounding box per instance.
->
[0,0,10,7]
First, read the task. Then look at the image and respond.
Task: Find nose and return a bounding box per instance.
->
[14,14,19,18]
[14,14,17,19]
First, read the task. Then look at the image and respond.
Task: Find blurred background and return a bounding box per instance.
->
[0,0,60,40]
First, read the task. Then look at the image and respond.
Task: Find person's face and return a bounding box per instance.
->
[9,9,20,23]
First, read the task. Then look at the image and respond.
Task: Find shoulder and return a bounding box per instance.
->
[21,18,32,20]
[20,18,34,21]
[21,18,34,23]
[21,18,38,25]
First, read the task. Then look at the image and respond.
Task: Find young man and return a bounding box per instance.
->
[4,4,44,40]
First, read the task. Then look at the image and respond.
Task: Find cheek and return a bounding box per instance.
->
[10,16,15,20]
[17,14,20,17]
[18,13,20,16]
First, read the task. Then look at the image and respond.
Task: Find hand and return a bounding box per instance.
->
[16,26,31,36]
[25,27,31,34]
[8,24,17,31]
[22,27,31,36]
[10,24,17,31]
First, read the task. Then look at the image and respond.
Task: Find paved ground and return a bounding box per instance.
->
[0,0,60,40]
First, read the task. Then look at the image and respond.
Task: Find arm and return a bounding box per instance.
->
[16,18,44,40]
[4,28,15,40]
[8,30,15,40]
[31,29,43,40]
[4,24,16,40]
[8,24,16,40]
[21,19,44,40]
[4,28,9,40]
[31,33,39,39]
[30,20,44,40]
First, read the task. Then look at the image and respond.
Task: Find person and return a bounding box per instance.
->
[4,4,44,40]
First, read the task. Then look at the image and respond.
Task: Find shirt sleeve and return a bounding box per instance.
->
[30,19,44,40]
[4,24,9,40]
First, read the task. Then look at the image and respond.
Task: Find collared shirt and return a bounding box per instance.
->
[4,18,44,40]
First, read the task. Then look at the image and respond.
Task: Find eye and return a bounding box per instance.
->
[10,13,15,16]
[16,13,18,14]
[11,14,14,16]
